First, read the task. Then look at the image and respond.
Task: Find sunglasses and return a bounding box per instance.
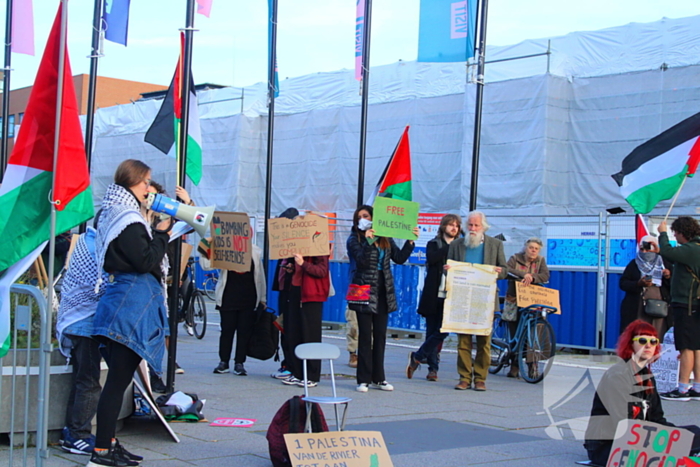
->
[632,337,659,346]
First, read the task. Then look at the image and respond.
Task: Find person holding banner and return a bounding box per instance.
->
[281,253,330,387]
[584,319,700,465]
[347,205,417,393]
[447,211,507,392]
[91,159,172,466]
[503,237,550,378]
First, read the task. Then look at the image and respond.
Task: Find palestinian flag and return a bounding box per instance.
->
[612,112,700,214]
[367,126,412,203]
[635,214,649,247]
[144,32,203,185]
[0,5,94,355]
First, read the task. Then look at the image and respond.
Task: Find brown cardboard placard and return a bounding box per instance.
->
[284,430,393,467]
[267,213,330,260]
[515,282,561,314]
[607,419,693,466]
[211,212,252,272]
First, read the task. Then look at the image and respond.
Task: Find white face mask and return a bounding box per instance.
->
[358,218,372,231]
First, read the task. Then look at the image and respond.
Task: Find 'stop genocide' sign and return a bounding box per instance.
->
[267,213,330,260]
[211,212,252,273]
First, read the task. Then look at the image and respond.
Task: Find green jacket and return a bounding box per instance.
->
[658,232,700,312]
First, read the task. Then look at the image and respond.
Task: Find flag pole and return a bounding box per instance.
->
[39,1,69,462]
[79,0,104,234]
[262,0,278,275]
[468,0,489,211]
[0,0,14,179]
[166,0,196,393]
[356,0,372,207]
[662,175,688,223]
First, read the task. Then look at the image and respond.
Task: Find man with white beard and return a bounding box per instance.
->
[446,211,507,391]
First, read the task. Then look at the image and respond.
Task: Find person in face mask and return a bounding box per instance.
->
[619,235,672,338]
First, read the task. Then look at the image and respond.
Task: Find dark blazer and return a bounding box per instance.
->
[347,234,414,314]
[447,234,508,312]
[417,236,450,317]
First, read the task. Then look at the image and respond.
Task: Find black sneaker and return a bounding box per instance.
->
[213,362,230,374]
[232,363,247,376]
[687,388,700,401]
[660,388,691,401]
[87,448,139,467]
[150,376,167,394]
[112,439,143,463]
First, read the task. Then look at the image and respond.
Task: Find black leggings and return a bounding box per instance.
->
[95,341,142,449]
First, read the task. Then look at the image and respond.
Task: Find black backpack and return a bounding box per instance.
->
[247,304,280,361]
[266,396,328,467]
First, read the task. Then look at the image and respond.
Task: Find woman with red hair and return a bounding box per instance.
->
[583,320,700,465]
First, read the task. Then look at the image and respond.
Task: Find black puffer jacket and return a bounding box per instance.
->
[347,233,414,314]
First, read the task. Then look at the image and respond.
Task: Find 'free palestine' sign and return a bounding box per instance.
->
[371,196,419,241]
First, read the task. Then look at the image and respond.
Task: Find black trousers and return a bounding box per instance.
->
[356,275,389,384]
[285,287,324,382]
[218,308,255,364]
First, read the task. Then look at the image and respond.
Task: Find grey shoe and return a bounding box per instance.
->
[233,363,247,376]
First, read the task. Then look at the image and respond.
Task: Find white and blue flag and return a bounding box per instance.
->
[417,0,477,62]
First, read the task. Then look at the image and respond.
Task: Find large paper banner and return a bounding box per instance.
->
[608,419,694,467]
[372,196,420,241]
[441,259,498,335]
[515,282,561,314]
[211,212,252,272]
[284,430,393,467]
[267,214,330,260]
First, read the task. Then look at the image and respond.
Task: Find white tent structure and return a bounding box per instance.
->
[88,15,700,236]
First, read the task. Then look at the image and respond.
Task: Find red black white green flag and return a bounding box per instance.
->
[367,126,412,203]
[612,112,700,214]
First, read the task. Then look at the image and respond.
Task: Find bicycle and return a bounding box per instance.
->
[202,271,218,301]
[179,258,207,339]
[489,304,557,384]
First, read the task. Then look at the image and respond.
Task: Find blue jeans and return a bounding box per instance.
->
[414,312,448,372]
[64,335,102,439]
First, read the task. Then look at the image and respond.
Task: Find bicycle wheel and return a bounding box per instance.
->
[517,317,555,384]
[188,291,208,339]
[489,314,510,374]
[203,277,216,301]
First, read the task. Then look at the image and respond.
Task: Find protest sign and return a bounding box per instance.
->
[515,282,561,314]
[211,212,252,273]
[608,419,694,467]
[371,196,419,241]
[651,329,680,394]
[441,260,498,335]
[284,430,393,467]
[267,213,330,260]
[410,213,446,264]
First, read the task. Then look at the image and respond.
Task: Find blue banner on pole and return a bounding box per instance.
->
[417,0,477,62]
[103,0,131,46]
[268,0,280,98]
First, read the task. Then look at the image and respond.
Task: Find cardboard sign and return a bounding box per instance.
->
[267,214,330,260]
[515,282,561,314]
[209,417,256,427]
[211,212,252,272]
[371,196,419,241]
[284,430,393,467]
[608,419,694,467]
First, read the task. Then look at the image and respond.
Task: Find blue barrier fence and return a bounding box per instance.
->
[193,258,626,350]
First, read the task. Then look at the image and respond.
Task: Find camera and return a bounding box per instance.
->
[641,241,652,250]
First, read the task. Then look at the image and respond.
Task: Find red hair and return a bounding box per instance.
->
[616,320,660,360]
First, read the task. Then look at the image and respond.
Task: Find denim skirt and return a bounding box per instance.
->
[93,272,168,375]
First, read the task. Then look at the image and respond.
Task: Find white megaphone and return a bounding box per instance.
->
[146,192,215,237]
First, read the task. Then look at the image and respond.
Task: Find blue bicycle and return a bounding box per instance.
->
[490,304,557,384]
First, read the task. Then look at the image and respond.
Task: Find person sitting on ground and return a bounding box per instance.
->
[583,319,700,466]
[618,235,672,338]
[503,237,550,378]
[202,241,266,376]
[407,214,462,382]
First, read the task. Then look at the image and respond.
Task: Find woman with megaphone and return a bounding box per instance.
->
[89,159,173,467]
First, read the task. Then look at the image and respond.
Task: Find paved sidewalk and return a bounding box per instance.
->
[6,312,700,467]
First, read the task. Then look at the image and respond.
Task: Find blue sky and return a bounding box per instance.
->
[5,0,700,91]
